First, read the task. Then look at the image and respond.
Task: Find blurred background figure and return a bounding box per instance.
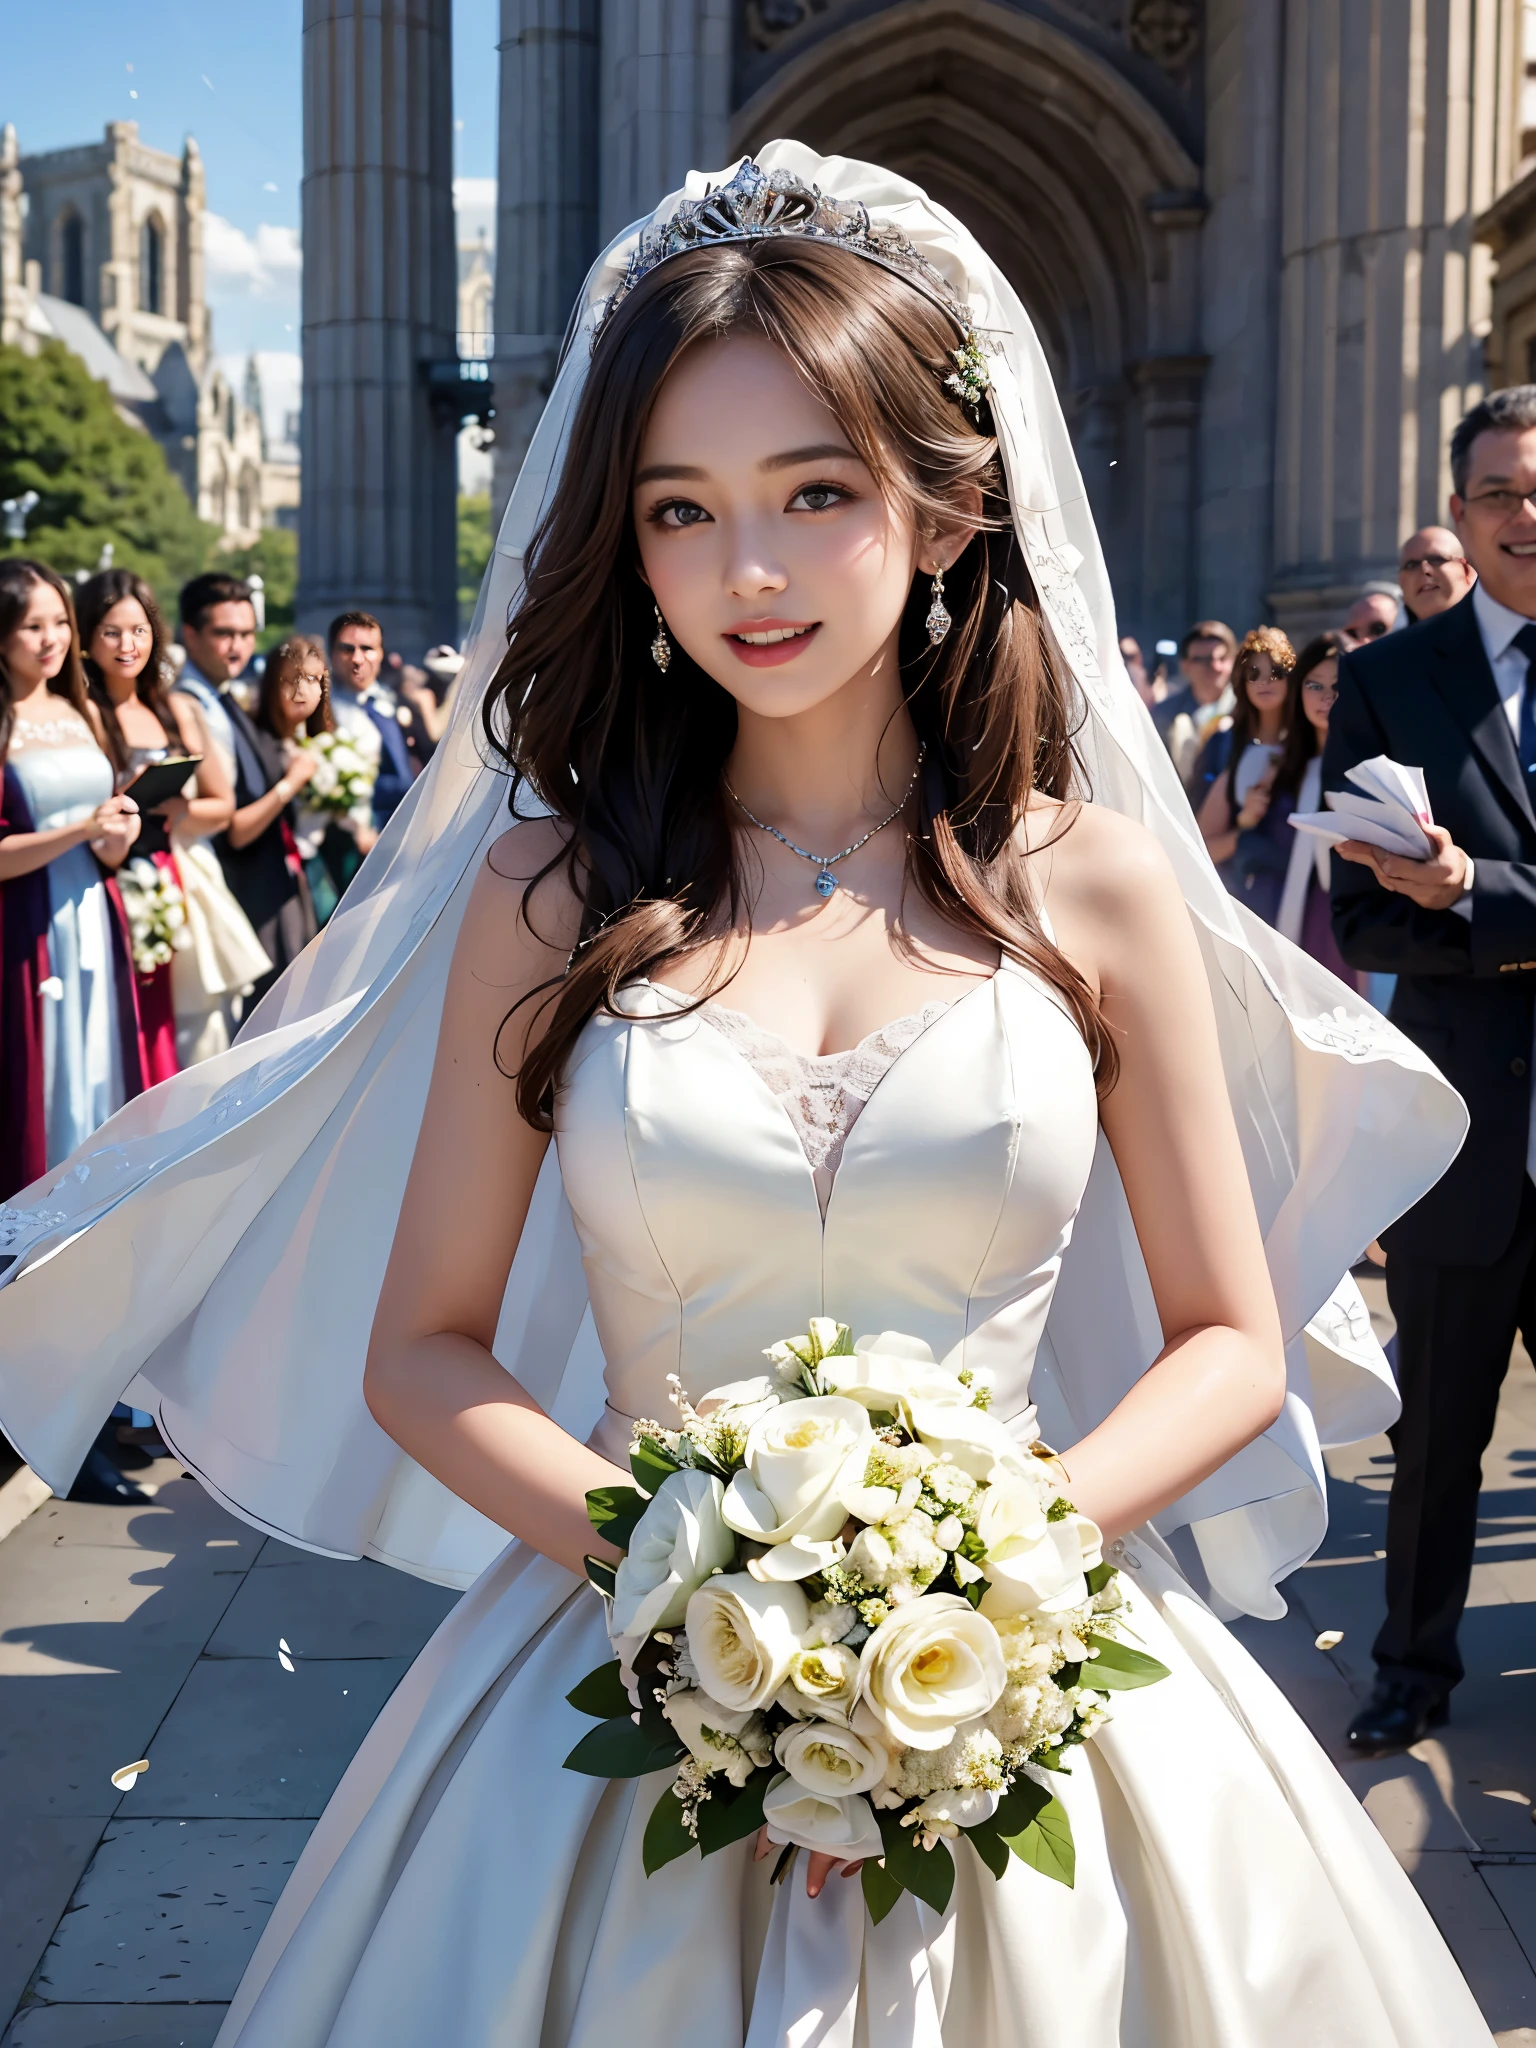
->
[172,573,258,787]
[1398,527,1476,622]
[1119,633,1158,708]
[1153,619,1238,784]
[1195,625,1296,899]
[1342,582,1403,644]
[77,570,236,1084]
[1270,632,1357,980]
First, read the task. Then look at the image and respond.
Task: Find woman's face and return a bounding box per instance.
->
[89,596,154,686]
[277,660,324,734]
[631,333,932,724]
[4,579,72,691]
[1300,655,1338,738]
[1244,653,1288,716]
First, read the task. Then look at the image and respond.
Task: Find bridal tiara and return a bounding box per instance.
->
[595,157,992,411]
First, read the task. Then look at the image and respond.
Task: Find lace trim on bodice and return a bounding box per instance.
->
[697,996,956,1214]
[11,712,97,751]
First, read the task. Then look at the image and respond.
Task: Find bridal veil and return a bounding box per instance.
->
[0,142,1464,1620]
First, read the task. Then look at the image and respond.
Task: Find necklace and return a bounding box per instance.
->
[724,745,926,899]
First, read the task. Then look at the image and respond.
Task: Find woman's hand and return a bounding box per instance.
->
[752,1825,865,1898]
[89,794,140,865]
[155,795,192,833]
[1235,773,1274,832]
[284,749,321,794]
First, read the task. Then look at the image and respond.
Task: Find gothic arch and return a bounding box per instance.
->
[140,212,165,316]
[732,0,1209,637]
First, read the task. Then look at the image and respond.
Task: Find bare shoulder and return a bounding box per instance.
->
[457,815,582,987]
[1023,797,1182,933]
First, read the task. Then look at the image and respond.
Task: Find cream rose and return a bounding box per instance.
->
[857,1593,1006,1750]
[775,1719,888,1799]
[781,1642,861,1723]
[910,1785,1001,1835]
[761,1776,885,1860]
[820,1332,960,1419]
[661,1690,771,1788]
[722,1395,872,1579]
[685,1572,809,1711]
[978,1511,1102,1621]
[609,1469,735,1638]
[694,1375,782,1431]
[907,1399,1036,1480]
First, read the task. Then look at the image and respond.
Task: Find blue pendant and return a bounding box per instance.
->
[815,869,838,898]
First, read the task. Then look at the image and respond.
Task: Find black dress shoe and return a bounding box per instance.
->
[1346,1678,1450,1757]
[66,1445,151,1506]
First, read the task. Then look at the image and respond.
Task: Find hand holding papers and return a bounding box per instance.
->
[1289,756,1435,859]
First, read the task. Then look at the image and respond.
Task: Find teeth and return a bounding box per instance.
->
[736,626,813,645]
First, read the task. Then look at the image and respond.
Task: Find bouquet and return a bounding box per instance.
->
[117,857,191,975]
[565,1318,1168,1920]
[298,730,375,819]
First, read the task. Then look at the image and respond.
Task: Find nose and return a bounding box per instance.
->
[722,516,789,601]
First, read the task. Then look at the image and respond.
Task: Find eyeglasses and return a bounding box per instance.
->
[1465,487,1536,517]
[284,671,328,690]
[1356,619,1391,638]
[1399,552,1464,574]
[98,624,152,644]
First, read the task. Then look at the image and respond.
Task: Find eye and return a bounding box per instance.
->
[648,498,712,530]
[789,481,851,514]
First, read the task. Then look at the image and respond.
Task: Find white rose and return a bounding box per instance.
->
[782,1642,861,1723]
[910,1785,1001,1834]
[723,1396,871,1579]
[661,1689,771,1787]
[762,1777,885,1860]
[775,1719,887,1799]
[977,1512,1101,1621]
[609,1470,735,1638]
[907,1399,1036,1481]
[686,1572,809,1711]
[694,1375,781,1430]
[820,1332,964,1419]
[857,1594,1006,1750]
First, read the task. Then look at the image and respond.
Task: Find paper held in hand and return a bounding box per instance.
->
[1288,755,1435,859]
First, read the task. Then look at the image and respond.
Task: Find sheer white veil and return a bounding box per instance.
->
[0,141,1463,1617]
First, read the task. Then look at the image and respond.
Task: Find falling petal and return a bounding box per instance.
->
[278,1650,296,1673]
[111,1760,150,1791]
[278,1638,291,1653]
[1314,1630,1344,1651]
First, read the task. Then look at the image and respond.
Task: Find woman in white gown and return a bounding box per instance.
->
[0,147,1490,2045]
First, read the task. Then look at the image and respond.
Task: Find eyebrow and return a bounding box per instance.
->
[633,441,861,488]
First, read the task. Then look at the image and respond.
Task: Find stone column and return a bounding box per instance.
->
[598,0,731,243]
[180,137,208,377]
[297,0,458,656]
[489,0,600,528]
[1267,0,1518,642]
[0,125,24,352]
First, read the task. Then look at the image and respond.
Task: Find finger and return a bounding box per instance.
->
[753,1826,771,1864]
[806,1851,840,1898]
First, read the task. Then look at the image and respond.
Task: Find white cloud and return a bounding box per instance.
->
[202,214,302,294]
[454,177,495,252]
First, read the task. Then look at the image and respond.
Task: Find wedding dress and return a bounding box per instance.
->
[210,967,1488,2045]
[0,142,1489,2045]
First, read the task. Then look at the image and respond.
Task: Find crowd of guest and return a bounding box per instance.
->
[0,559,463,1494]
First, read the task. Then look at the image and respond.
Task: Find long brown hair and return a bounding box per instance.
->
[484,238,1112,1126]
[1272,630,1348,801]
[76,568,178,779]
[1223,625,1296,813]
[258,635,335,739]
[0,558,91,764]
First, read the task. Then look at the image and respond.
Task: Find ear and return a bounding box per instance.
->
[921,483,984,576]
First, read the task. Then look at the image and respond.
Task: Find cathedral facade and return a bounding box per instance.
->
[299,0,1524,652]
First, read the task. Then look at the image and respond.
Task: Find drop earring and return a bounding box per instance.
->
[650,604,672,672]
[925,565,952,645]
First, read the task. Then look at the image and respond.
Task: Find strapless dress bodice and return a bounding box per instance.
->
[555,957,1100,1457]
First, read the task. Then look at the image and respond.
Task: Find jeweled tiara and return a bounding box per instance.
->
[595,158,991,411]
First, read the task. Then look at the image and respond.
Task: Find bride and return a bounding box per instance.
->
[0,146,1490,2045]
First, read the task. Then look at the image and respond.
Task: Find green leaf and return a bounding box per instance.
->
[992,1774,1050,1838]
[1081,1633,1171,1690]
[1085,1560,1115,1596]
[565,1660,630,1720]
[961,1576,990,1611]
[963,1816,1011,1880]
[564,1715,685,1779]
[1002,1791,1075,1889]
[586,1484,648,1549]
[584,1555,617,1598]
[877,1809,956,1915]
[631,1437,682,1498]
[826,1323,856,1356]
[642,1780,697,1874]
[862,1853,905,1925]
[696,1770,769,1857]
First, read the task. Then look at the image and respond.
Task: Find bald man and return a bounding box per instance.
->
[1398,526,1476,622]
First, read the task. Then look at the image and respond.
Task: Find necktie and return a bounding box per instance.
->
[1515,622,1536,783]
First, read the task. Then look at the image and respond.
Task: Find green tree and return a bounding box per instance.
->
[458,491,492,631]
[0,340,218,608]
[218,525,298,648]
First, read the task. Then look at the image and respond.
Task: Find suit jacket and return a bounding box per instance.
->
[1325,590,1536,1264]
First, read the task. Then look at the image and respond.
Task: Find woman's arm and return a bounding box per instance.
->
[165,699,235,841]
[225,749,319,849]
[363,820,628,1576]
[1195,771,1241,867]
[1038,805,1286,1542]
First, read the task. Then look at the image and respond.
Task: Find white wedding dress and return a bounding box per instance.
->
[210,965,1491,2048]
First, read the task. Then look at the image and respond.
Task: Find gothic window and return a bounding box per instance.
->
[59,210,85,306]
[140,216,164,316]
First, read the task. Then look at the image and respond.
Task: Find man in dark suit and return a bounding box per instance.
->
[1325,383,1536,1754]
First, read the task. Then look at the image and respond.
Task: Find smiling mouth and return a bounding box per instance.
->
[728,624,818,646]
[1504,542,1536,557]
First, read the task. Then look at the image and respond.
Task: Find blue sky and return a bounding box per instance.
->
[5,0,499,357]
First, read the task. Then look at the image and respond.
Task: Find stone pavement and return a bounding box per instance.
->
[0,1286,1531,2045]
